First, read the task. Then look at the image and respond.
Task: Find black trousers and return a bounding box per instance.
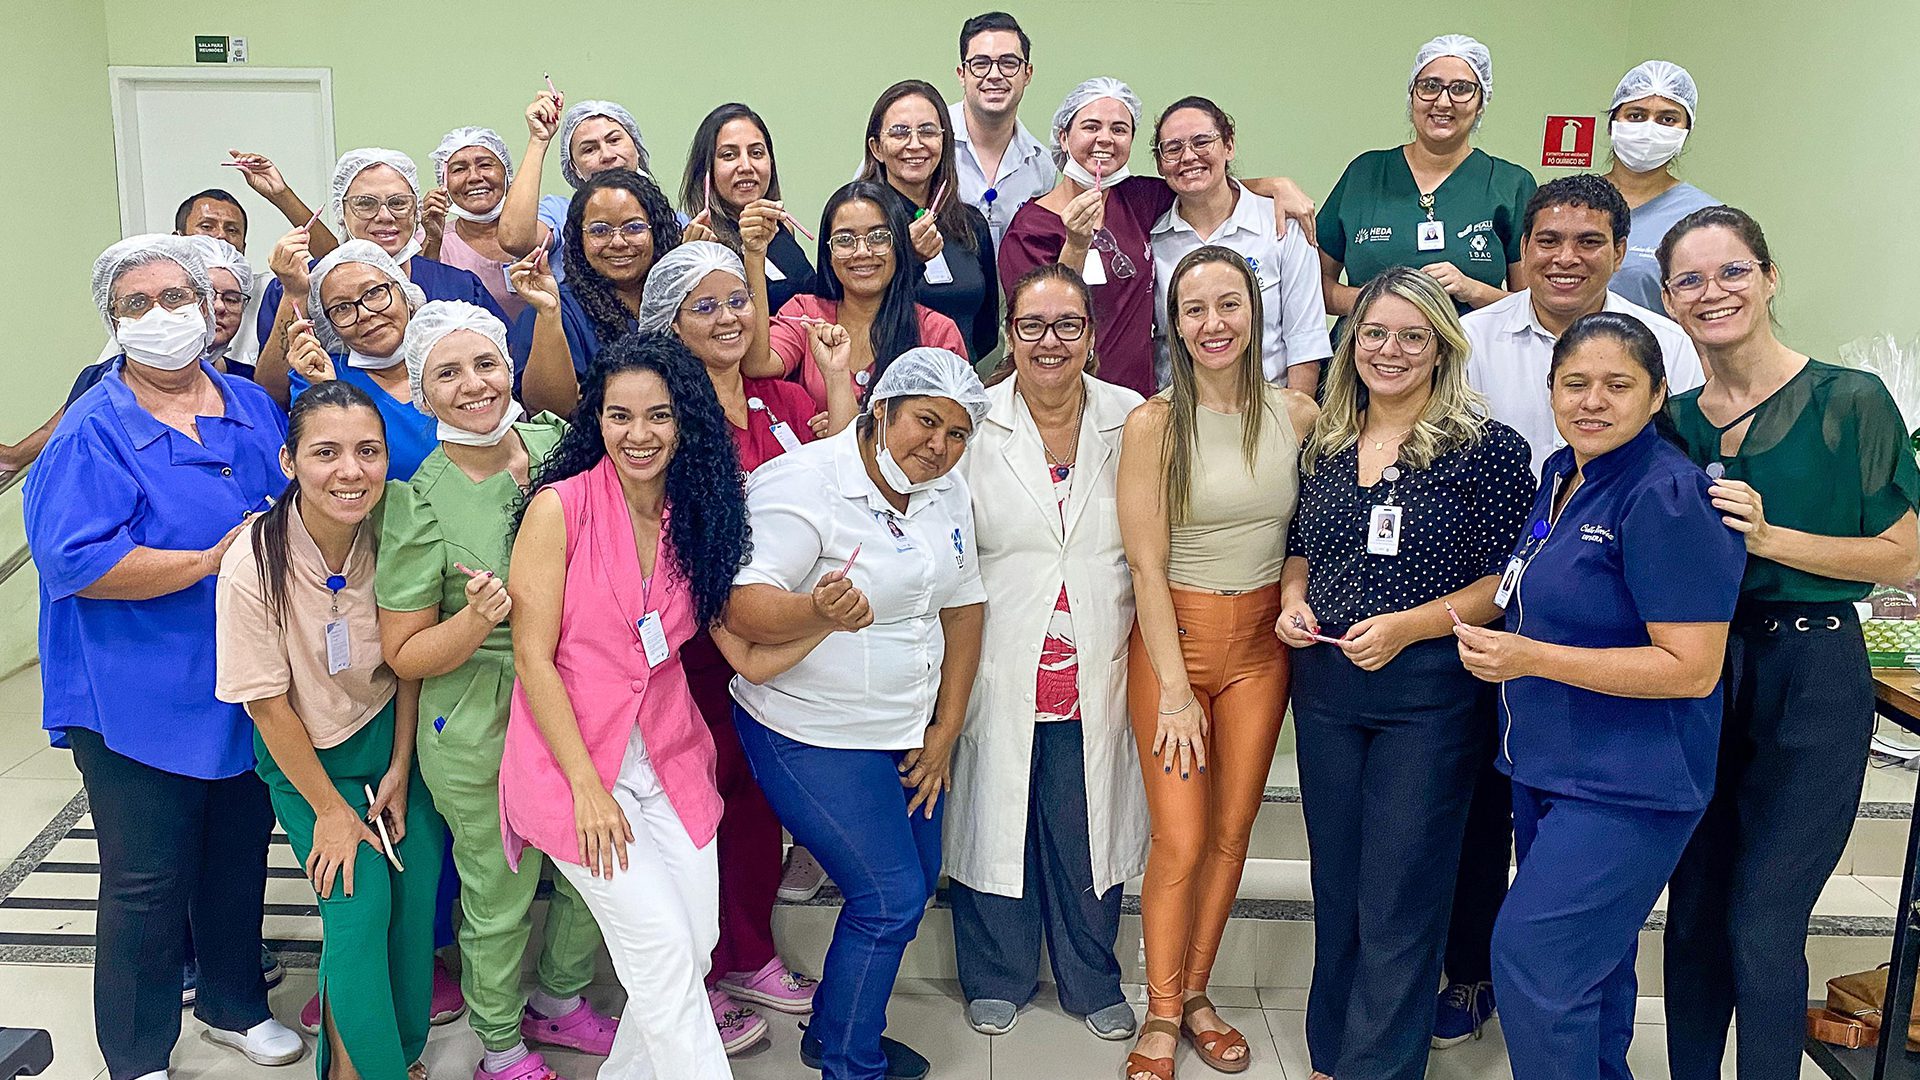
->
[1443,752,1513,986]
[1664,602,1873,1080]
[1292,637,1491,1080]
[70,728,275,1080]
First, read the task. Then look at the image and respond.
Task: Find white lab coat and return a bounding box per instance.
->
[944,373,1149,897]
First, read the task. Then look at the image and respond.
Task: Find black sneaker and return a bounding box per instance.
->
[262,946,285,989]
[185,948,283,1006]
[798,1021,929,1080]
[182,959,199,1007]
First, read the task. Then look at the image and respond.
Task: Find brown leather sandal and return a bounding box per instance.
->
[1122,1016,1181,1080]
[1180,994,1251,1074]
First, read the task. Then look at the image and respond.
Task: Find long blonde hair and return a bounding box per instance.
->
[1304,266,1488,474]
[1161,245,1268,524]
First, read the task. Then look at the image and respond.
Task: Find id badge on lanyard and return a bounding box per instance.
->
[747,396,803,454]
[324,574,350,675]
[633,575,668,668]
[1496,501,1557,610]
[1366,465,1403,557]
[1416,192,1445,252]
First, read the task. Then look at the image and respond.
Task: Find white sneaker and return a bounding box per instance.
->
[130,1073,169,1080]
[778,846,828,903]
[203,1018,306,1066]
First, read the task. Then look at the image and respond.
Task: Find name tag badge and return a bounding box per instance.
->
[880,512,914,552]
[764,259,787,282]
[502,267,520,295]
[1367,504,1403,556]
[1493,557,1524,610]
[636,611,670,668]
[1416,219,1446,252]
[768,419,803,454]
[1082,247,1108,286]
[923,250,954,285]
[325,618,351,676]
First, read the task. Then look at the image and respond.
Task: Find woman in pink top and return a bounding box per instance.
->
[423,127,547,322]
[769,181,965,427]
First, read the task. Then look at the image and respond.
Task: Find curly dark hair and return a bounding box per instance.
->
[563,168,684,354]
[521,332,748,629]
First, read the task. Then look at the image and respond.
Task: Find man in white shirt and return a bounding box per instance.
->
[950,12,1056,249]
[1465,174,1705,476]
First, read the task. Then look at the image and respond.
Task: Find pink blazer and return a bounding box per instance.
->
[499,457,722,869]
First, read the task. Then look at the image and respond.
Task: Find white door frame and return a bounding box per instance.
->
[107,66,336,235]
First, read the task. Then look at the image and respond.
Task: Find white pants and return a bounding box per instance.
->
[555,734,729,1080]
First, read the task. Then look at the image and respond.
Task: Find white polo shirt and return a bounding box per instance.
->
[948,101,1056,250]
[1464,288,1706,477]
[730,425,988,751]
[1151,185,1333,385]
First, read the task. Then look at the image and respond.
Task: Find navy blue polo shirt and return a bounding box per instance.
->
[26,359,289,779]
[1497,423,1746,811]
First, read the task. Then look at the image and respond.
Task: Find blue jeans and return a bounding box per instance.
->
[1493,784,1700,1080]
[733,706,942,1080]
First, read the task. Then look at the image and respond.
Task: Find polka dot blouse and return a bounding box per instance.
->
[1287,420,1535,630]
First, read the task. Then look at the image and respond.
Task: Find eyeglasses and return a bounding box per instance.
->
[110,287,200,320]
[583,219,652,244]
[1152,131,1223,161]
[681,291,751,318]
[1090,229,1136,279]
[1355,323,1436,353]
[214,290,250,308]
[964,54,1028,79]
[1412,78,1481,103]
[344,193,418,220]
[881,123,944,145]
[1010,315,1089,343]
[323,282,397,327]
[828,228,895,258]
[1664,259,1763,298]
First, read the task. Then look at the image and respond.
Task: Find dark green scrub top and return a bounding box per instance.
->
[1668,359,1920,602]
[1317,146,1537,315]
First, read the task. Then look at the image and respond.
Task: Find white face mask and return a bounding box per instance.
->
[446,191,504,224]
[872,403,943,495]
[347,348,406,371]
[437,397,524,447]
[116,304,210,371]
[1061,153,1131,191]
[1610,120,1689,174]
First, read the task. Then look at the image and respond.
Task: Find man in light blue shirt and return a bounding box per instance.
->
[950,12,1056,249]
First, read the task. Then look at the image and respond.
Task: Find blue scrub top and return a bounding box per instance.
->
[1497,423,1746,811]
[26,360,289,779]
[506,284,632,393]
[288,365,436,481]
[254,256,508,351]
[1614,182,1719,311]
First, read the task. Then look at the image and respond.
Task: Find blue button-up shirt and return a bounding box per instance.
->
[1497,423,1746,811]
[26,360,289,778]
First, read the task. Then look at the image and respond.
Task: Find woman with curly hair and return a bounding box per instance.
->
[500,331,810,1080]
[506,168,684,417]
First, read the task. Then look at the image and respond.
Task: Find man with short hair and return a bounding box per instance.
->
[950,11,1055,248]
[1465,173,1705,477]
[175,189,249,252]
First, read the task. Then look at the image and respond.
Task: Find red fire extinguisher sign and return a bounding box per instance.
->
[1541,116,1596,168]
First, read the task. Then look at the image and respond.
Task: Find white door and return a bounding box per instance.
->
[108,66,335,255]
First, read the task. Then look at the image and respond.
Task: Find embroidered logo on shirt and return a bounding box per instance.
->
[1579,523,1616,544]
[1468,233,1493,261]
[1353,228,1368,245]
[951,527,966,568]
[1455,218,1494,239]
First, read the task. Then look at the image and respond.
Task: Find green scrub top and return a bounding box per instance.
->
[1668,360,1920,603]
[1317,147,1537,315]
[376,414,566,736]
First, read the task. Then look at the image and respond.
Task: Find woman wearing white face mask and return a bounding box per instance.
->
[1603,61,1718,311]
[256,148,507,408]
[25,235,303,1080]
[424,128,548,322]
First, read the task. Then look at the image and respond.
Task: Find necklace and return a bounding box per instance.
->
[1362,426,1412,452]
[1029,387,1085,469]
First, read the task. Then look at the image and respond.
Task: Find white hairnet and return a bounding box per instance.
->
[183,235,254,297]
[636,241,747,337]
[870,347,990,426]
[1612,60,1698,122]
[430,126,515,186]
[1410,33,1494,102]
[307,239,426,354]
[559,100,649,189]
[330,147,422,228]
[91,234,215,346]
[402,300,510,415]
[1050,77,1143,169]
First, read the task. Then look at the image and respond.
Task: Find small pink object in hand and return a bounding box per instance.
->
[784,211,817,241]
[453,562,492,579]
[1292,614,1345,646]
[1445,601,1465,629]
[839,544,862,578]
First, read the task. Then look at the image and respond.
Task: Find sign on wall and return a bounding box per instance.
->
[193,36,248,64]
[1541,115,1595,168]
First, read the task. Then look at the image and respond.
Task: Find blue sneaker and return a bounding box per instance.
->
[1432,980,1495,1048]
[798,1021,929,1080]
[184,948,283,1007]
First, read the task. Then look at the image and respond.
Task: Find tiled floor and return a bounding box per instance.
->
[0,664,1835,1078]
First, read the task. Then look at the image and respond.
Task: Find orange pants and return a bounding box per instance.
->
[1128,584,1290,1017]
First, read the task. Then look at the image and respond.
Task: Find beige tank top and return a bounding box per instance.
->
[1165,383,1300,592]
